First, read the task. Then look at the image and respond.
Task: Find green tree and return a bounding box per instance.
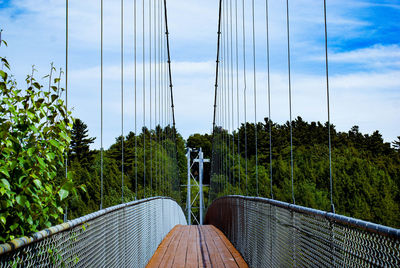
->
[393,136,400,152]
[69,118,95,168]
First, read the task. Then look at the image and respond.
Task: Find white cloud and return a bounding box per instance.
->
[0,0,399,148]
[328,44,400,69]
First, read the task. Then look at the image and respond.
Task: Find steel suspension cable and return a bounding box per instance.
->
[266,0,273,199]
[242,0,248,196]
[224,0,230,191]
[286,0,295,204]
[223,1,228,191]
[65,0,69,220]
[235,0,240,192]
[157,0,161,195]
[211,0,223,200]
[149,0,153,196]
[251,0,258,196]
[163,0,178,193]
[324,0,334,213]
[143,0,146,198]
[121,0,125,203]
[230,0,235,191]
[134,0,137,200]
[100,0,104,209]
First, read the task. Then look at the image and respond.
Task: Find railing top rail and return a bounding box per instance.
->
[0,196,175,255]
[213,195,400,239]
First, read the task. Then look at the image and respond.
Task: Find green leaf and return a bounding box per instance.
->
[62,181,74,192]
[49,139,60,148]
[32,82,41,89]
[27,215,33,225]
[27,147,35,157]
[79,185,87,193]
[0,216,6,226]
[16,195,27,206]
[0,169,10,178]
[10,223,18,232]
[37,157,46,168]
[0,179,10,190]
[58,189,69,201]
[0,70,7,81]
[33,179,42,189]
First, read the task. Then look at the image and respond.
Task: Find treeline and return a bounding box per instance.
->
[68,117,400,228]
[189,117,400,228]
[65,119,187,220]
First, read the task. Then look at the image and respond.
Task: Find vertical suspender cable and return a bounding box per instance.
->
[235,0,240,191]
[265,0,273,199]
[149,0,152,196]
[156,0,160,195]
[143,0,146,198]
[65,0,69,220]
[134,0,138,200]
[286,0,295,204]
[251,0,258,196]
[324,0,334,213]
[223,1,228,191]
[230,0,235,191]
[100,0,104,209]
[121,0,125,203]
[242,0,248,196]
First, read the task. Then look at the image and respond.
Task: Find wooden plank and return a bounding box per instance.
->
[196,226,212,268]
[200,226,226,268]
[157,225,186,268]
[185,225,198,268]
[147,225,248,268]
[205,225,239,267]
[146,225,182,267]
[171,224,190,268]
[210,226,249,268]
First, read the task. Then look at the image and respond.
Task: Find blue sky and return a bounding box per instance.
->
[0,0,399,149]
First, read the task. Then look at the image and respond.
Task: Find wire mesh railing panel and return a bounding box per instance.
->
[205,196,400,268]
[0,197,186,268]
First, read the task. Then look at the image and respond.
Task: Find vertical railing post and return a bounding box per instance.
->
[186,148,191,225]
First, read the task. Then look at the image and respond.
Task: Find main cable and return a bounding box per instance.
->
[266,0,273,199]
[324,0,334,213]
[286,0,295,204]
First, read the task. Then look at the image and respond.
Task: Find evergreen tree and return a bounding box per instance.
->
[69,118,96,167]
[393,136,400,152]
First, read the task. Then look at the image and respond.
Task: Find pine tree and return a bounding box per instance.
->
[69,118,96,167]
[393,136,400,152]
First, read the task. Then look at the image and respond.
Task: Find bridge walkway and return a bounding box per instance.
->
[146,225,248,268]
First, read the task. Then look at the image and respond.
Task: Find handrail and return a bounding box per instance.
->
[206,195,400,267]
[0,197,186,267]
[0,197,173,255]
[217,195,400,238]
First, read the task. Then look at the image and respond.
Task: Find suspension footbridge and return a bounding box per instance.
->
[0,0,399,267]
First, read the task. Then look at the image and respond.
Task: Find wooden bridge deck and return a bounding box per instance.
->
[146,225,248,268]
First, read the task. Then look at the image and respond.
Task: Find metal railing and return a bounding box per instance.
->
[0,197,186,267]
[205,195,400,267]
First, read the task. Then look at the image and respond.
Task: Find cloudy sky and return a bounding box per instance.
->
[0,0,399,149]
